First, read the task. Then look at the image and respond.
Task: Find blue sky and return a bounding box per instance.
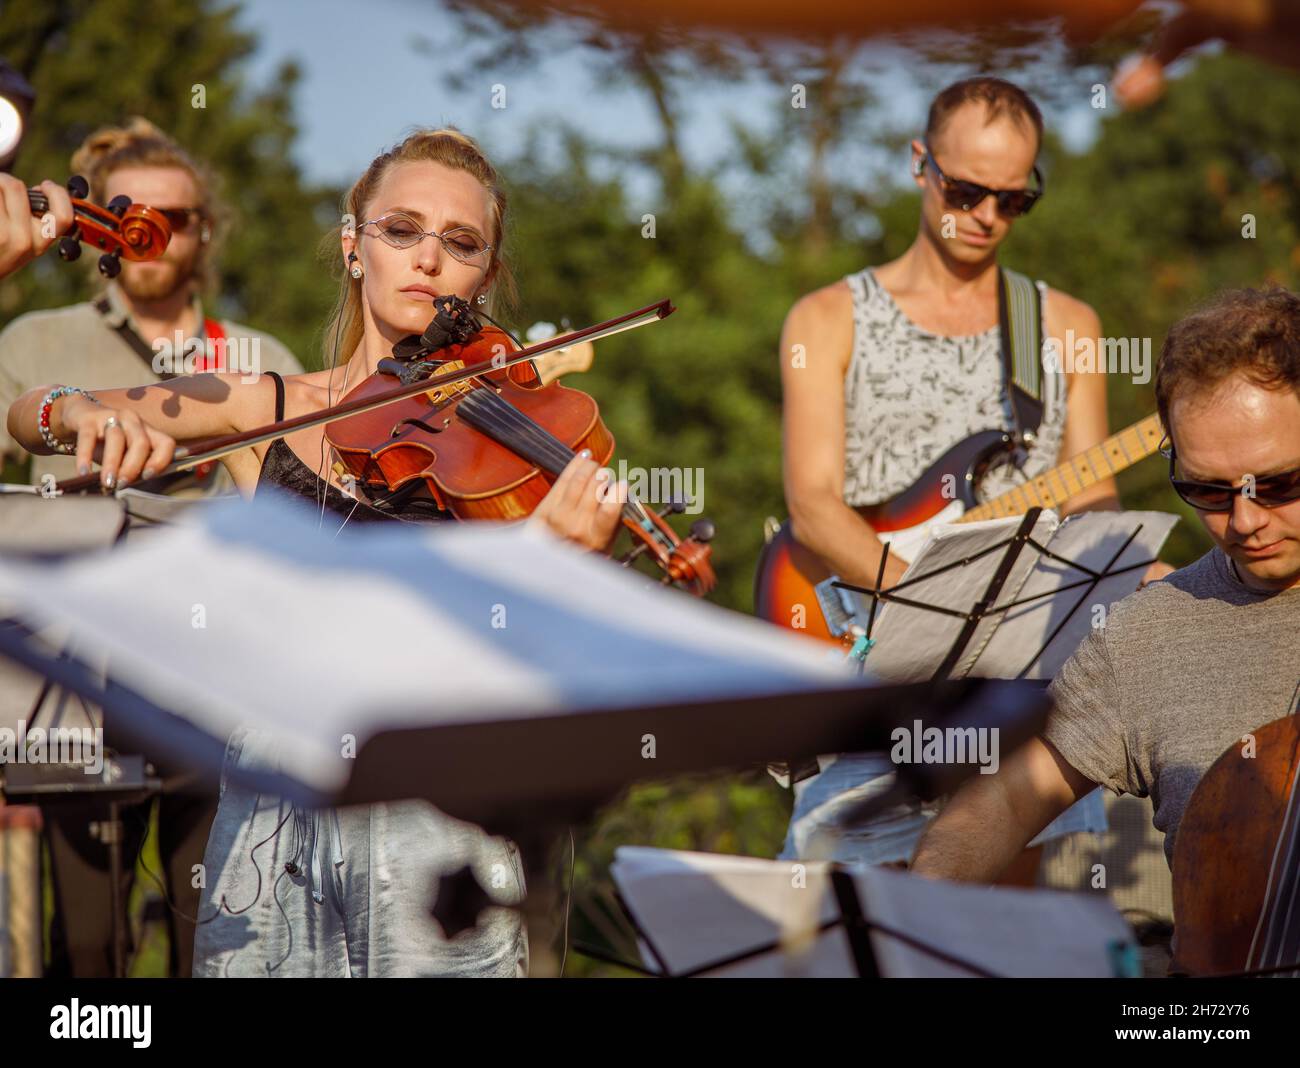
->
[237,0,1107,192]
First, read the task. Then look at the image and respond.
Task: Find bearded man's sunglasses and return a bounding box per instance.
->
[1161,439,1300,511]
[923,146,1044,218]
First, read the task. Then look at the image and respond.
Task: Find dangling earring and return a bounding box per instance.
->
[348,252,363,279]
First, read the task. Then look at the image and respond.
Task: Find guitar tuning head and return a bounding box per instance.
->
[66,175,89,199]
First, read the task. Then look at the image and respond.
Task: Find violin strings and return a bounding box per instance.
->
[471,393,653,528]
[457,389,658,534]
[467,391,656,530]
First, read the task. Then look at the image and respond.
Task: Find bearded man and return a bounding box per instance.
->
[0,117,302,494]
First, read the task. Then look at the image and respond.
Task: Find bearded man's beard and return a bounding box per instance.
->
[118,246,201,302]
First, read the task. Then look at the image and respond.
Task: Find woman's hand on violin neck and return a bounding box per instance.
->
[529,451,625,554]
[0,175,73,280]
[62,395,177,489]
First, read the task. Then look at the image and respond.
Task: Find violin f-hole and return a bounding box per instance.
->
[391,416,448,437]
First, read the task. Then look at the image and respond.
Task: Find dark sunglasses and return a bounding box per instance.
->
[923,147,1043,218]
[1162,439,1300,511]
[156,207,206,234]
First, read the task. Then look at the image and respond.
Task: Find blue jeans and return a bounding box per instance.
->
[193,727,527,977]
[778,753,1106,865]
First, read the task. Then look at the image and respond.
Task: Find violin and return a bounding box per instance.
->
[1171,714,1300,976]
[51,297,717,596]
[323,296,716,595]
[27,175,172,277]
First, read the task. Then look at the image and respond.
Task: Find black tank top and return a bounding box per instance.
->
[256,371,448,524]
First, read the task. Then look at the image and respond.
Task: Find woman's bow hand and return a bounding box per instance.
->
[60,394,177,489]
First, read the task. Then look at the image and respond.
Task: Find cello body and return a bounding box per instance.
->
[1171,715,1300,976]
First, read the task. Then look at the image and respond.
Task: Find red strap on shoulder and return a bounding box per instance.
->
[194,318,227,372]
[191,318,229,479]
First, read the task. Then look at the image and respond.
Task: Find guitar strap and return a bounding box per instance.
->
[93,296,227,378]
[997,267,1044,445]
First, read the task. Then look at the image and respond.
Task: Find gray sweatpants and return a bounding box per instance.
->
[193,728,527,977]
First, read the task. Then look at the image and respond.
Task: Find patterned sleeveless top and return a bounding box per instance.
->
[841,267,1067,508]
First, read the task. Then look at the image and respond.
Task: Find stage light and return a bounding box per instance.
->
[0,59,35,171]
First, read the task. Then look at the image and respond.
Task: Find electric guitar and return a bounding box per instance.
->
[754,413,1165,644]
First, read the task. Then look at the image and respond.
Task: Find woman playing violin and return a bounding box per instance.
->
[7,128,626,976]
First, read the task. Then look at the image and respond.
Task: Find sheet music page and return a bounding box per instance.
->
[0,493,858,794]
[610,848,855,977]
[611,848,1135,978]
[974,510,1178,679]
[856,510,1177,683]
[857,512,1060,683]
[857,863,1135,978]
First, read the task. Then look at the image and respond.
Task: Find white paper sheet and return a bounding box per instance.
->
[860,510,1177,682]
[611,847,1136,978]
[0,491,857,793]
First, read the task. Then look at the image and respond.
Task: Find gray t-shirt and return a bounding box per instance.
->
[1046,548,1300,866]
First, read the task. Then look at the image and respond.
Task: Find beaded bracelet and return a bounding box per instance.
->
[38,386,97,455]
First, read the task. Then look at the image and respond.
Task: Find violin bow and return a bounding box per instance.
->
[50,299,675,496]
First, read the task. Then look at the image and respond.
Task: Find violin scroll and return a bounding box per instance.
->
[618,495,717,596]
[30,174,172,278]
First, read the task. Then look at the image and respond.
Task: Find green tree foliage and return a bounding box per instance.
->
[0,0,338,369]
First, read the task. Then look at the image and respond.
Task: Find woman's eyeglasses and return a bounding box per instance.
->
[360,212,493,264]
[923,147,1044,218]
[1162,439,1300,511]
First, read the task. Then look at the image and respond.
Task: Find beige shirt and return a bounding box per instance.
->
[0,284,304,492]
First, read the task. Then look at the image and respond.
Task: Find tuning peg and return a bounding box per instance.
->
[66,175,89,199]
[689,518,715,543]
[618,542,649,567]
[97,251,121,278]
[656,498,687,518]
[57,236,82,262]
[105,195,131,218]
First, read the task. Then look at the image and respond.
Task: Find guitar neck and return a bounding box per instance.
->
[960,412,1164,524]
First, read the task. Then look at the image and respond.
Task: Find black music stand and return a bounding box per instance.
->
[834,507,1156,681]
[575,864,1003,977]
[0,616,1053,976]
[821,507,1160,830]
[336,676,1052,974]
[2,757,162,978]
[585,857,1144,982]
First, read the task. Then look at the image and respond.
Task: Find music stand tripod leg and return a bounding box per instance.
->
[514,827,566,978]
[104,800,128,979]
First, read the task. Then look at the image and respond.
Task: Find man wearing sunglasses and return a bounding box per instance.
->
[777,77,1136,877]
[911,287,1300,904]
[0,117,303,496]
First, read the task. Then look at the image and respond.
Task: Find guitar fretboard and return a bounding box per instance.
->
[960,413,1164,523]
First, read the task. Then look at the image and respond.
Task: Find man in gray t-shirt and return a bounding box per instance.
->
[910,285,1300,900]
[1046,546,1300,866]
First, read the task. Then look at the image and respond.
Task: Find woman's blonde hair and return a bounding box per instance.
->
[69,117,222,290]
[321,127,517,368]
